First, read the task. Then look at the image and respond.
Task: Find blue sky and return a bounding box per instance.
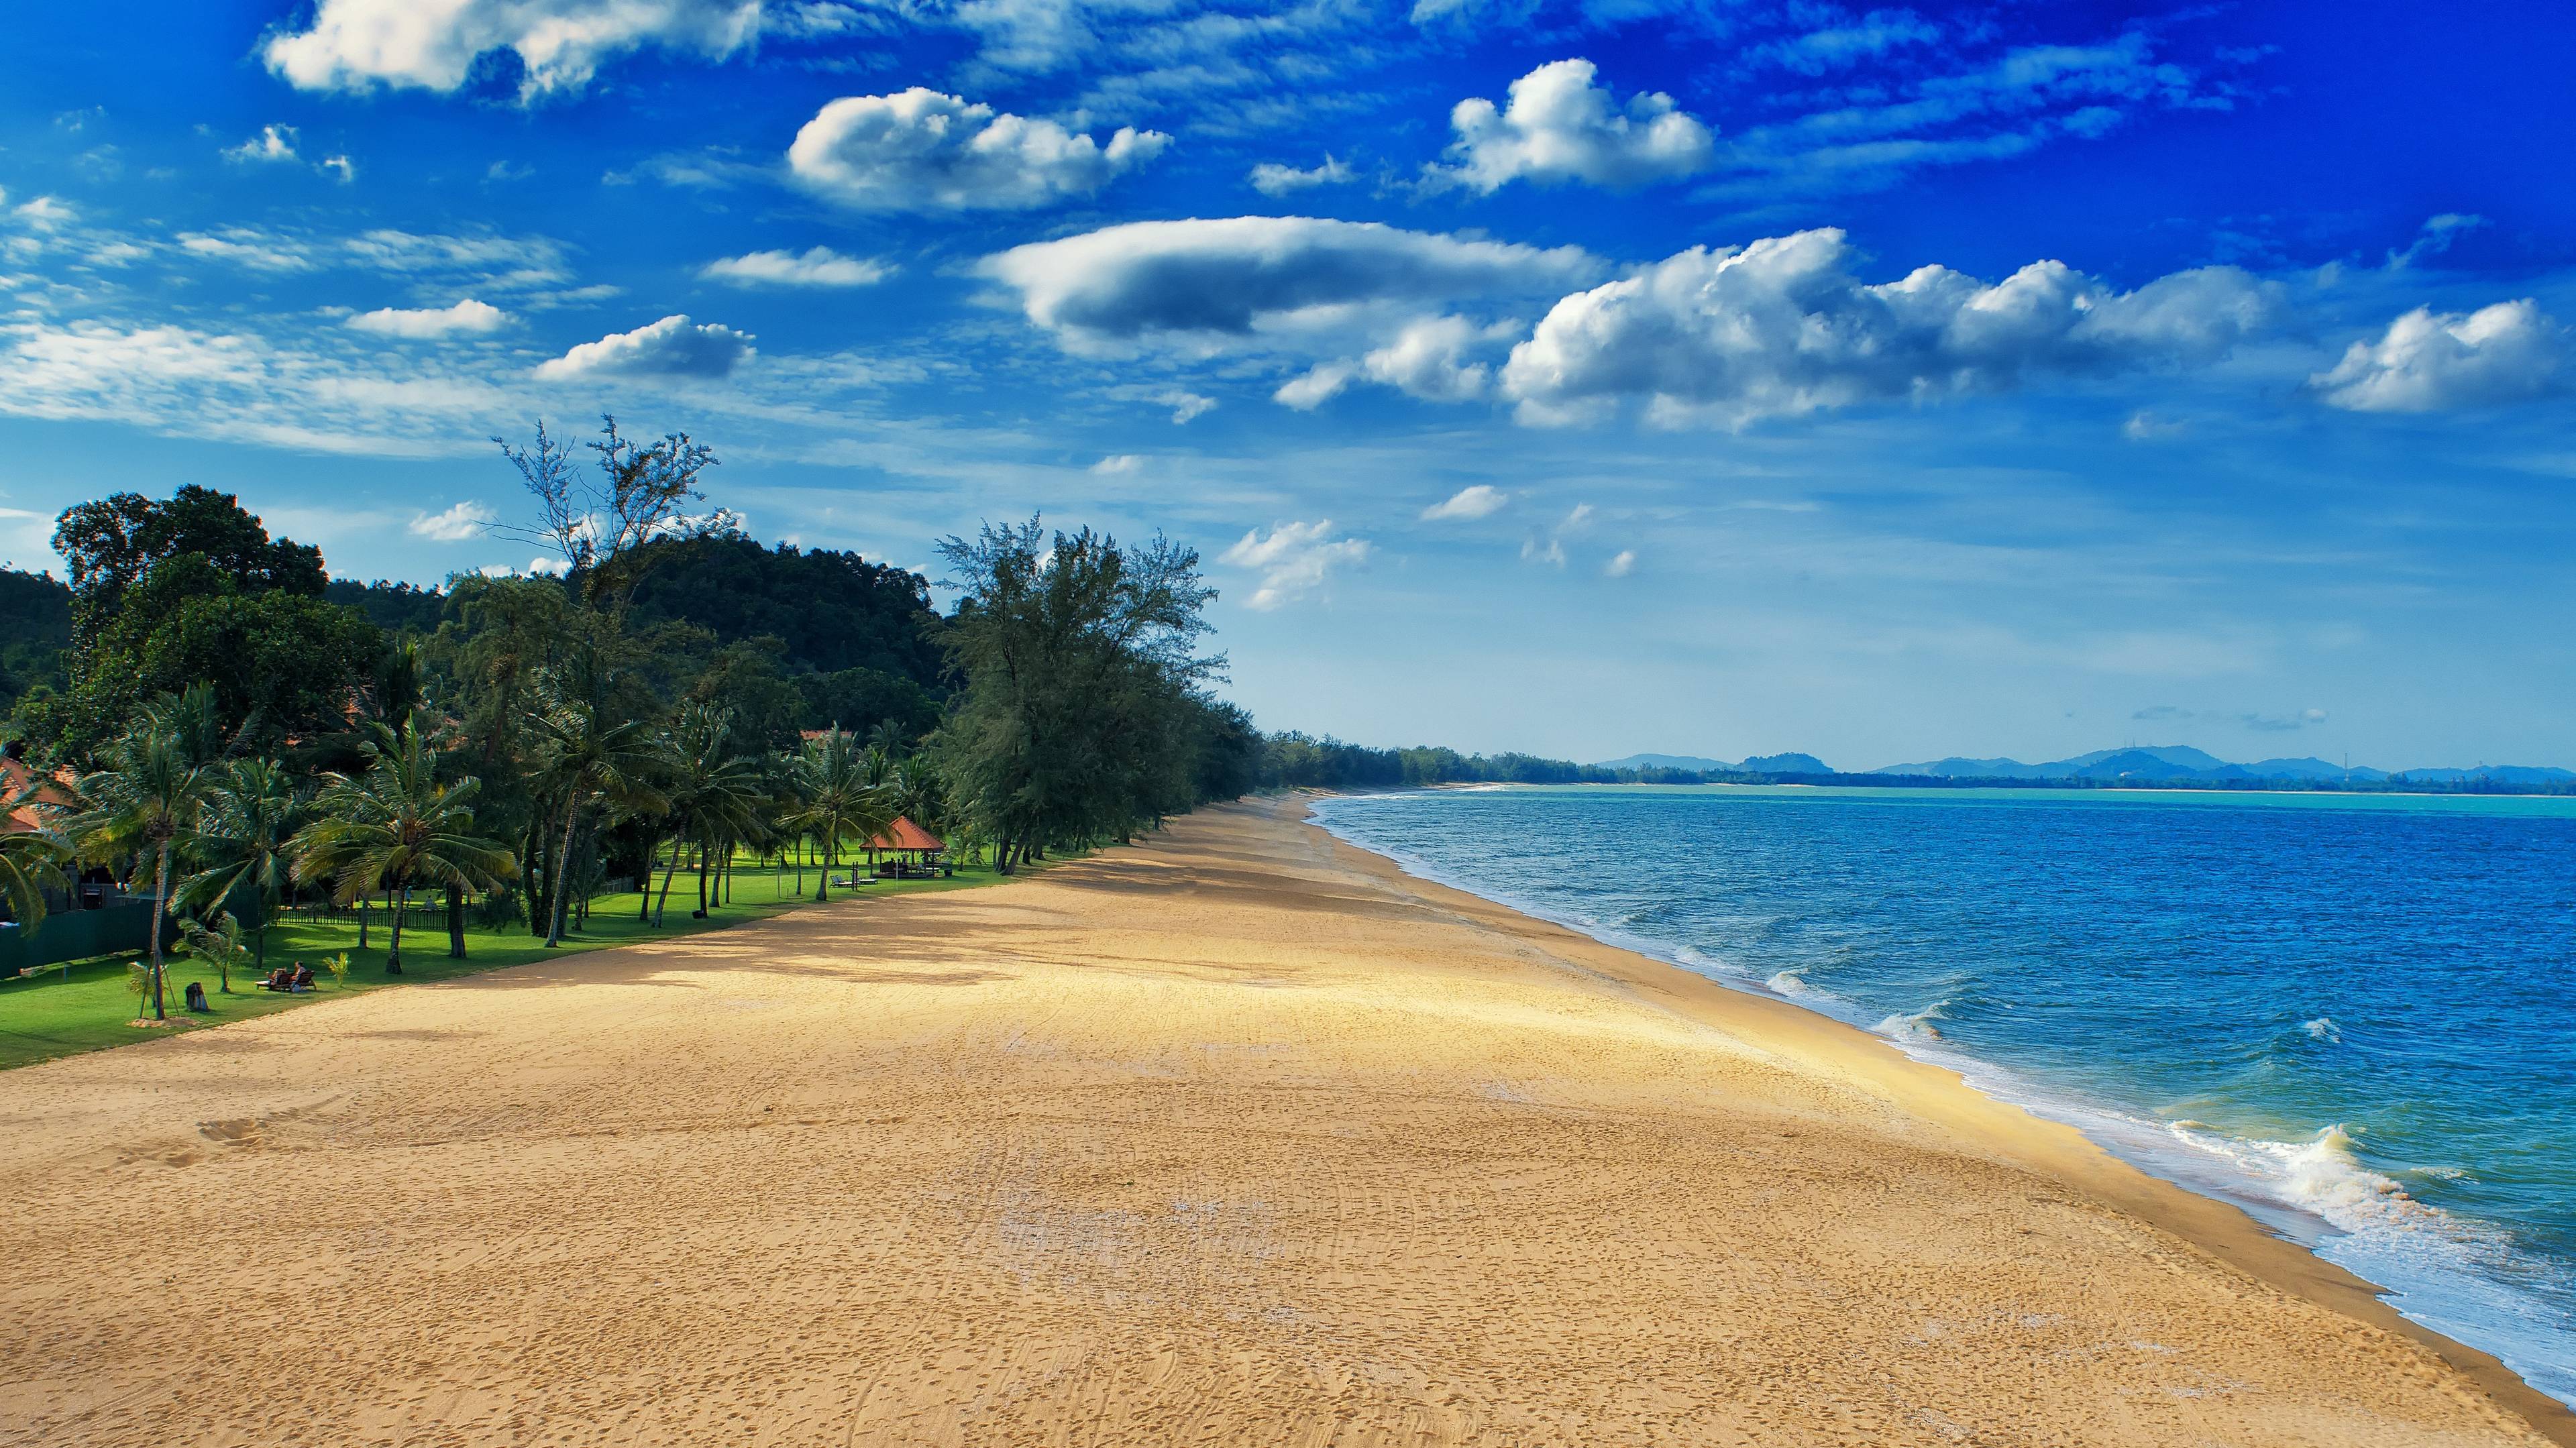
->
[2,1,2571,769]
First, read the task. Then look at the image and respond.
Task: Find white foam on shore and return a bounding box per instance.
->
[1305,793,2576,1410]
[1872,999,1949,1042]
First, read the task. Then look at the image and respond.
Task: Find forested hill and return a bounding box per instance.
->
[622,535,945,686]
[325,578,447,636]
[0,568,72,717]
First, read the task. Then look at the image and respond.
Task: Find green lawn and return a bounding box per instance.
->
[0,851,1028,1072]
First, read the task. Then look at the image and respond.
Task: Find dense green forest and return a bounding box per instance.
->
[0,567,71,720]
[0,421,1269,1022]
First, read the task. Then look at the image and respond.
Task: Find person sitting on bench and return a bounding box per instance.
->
[264,964,297,992]
[291,963,316,991]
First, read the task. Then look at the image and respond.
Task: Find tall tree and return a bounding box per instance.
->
[928,519,1222,870]
[174,758,306,984]
[34,488,363,762]
[524,689,667,947]
[791,727,893,901]
[60,688,225,1019]
[496,416,730,618]
[643,704,757,924]
[293,720,517,972]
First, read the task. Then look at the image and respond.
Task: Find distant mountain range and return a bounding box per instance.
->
[1595,744,2573,786]
[1587,747,1834,773]
[1598,752,1831,775]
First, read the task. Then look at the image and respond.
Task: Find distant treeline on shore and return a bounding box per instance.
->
[1258,734,2576,797]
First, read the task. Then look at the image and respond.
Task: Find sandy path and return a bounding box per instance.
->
[0,799,2565,1447]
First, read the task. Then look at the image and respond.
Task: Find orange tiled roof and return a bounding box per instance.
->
[867,816,945,852]
[0,757,74,827]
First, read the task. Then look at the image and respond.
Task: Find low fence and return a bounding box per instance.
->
[0,901,178,977]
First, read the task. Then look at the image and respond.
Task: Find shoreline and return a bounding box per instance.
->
[1291,794,2576,1443]
[3,796,2567,1444]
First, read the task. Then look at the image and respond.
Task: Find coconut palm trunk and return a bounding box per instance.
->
[386,883,409,973]
[640,830,667,923]
[447,885,467,958]
[148,840,171,1020]
[546,806,580,947]
[655,838,682,926]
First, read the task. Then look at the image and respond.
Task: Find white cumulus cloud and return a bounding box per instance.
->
[409,501,496,541]
[347,299,511,337]
[699,246,891,288]
[535,314,753,379]
[1421,484,1509,520]
[788,89,1168,211]
[2310,300,2568,412]
[979,216,1597,351]
[224,125,301,164]
[1249,154,1353,196]
[1604,549,1637,577]
[1220,520,1371,610]
[263,0,763,101]
[1432,58,1716,193]
[1276,315,1512,409]
[1501,227,2280,427]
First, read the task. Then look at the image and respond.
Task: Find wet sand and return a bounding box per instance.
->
[0,797,2566,1446]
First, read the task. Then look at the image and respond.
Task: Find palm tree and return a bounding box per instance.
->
[865,719,909,758]
[0,780,72,934]
[524,694,667,948]
[792,727,895,901]
[294,723,518,973]
[174,758,306,987]
[890,756,945,836]
[61,701,221,1021]
[643,705,765,924]
[178,910,251,996]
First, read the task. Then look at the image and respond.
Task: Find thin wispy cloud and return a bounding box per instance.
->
[1222,520,1371,609]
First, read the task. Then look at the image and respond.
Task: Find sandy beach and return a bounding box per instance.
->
[1,797,2565,1447]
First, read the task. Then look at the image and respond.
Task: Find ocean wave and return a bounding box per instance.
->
[1766,970,1816,997]
[2303,1016,2343,1044]
[2169,1121,2450,1237]
[1874,999,1950,1042]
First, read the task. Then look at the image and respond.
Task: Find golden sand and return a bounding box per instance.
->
[1,799,2567,1446]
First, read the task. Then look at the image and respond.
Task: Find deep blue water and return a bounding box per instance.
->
[1309,785,2576,1405]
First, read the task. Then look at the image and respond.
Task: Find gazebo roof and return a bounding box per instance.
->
[868,815,945,852]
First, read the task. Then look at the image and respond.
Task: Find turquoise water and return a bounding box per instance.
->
[1309,785,2576,1404]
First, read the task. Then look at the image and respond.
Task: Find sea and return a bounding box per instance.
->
[1307,784,2576,1406]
